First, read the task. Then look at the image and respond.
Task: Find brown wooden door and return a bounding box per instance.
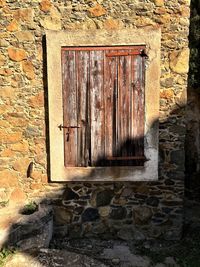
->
[61,46,145,167]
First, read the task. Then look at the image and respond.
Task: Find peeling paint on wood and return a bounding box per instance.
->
[61,46,145,167]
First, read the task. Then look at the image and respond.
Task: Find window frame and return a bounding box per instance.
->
[46,28,161,182]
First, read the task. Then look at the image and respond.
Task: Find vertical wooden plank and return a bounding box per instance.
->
[131,54,145,159]
[62,50,77,166]
[76,51,90,166]
[138,55,145,157]
[118,51,132,158]
[131,55,139,156]
[130,55,136,157]
[104,52,118,159]
[90,50,104,166]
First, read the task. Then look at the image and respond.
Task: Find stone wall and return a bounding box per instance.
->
[188,0,200,88]
[0,0,190,240]
[185,88,200,200]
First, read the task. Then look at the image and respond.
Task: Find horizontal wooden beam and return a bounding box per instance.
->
[106,156,146,160]
[61,45,145,51]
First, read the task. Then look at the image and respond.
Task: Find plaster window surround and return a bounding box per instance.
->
[46,28,161,182]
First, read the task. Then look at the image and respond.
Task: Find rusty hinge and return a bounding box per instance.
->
[140,49,148,59]
[106,51,140,57]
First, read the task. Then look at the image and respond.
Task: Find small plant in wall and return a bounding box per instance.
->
[0,247,15,267]
[20,202,38,215]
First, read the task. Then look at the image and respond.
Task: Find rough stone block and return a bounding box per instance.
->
[10,188,26,204]
[117,226,145,241]
[7,19,19,32]
[170,150,185,168]
[53,206,72,225]
[39,0,51,12]
[169,49,190,74]
[0,170,18,187]
[0,0,6,7]
[110,206,127,220]
[13,8,34,23]
[8,47,27,62]
[91,190,114,207]
[15,31,34,42]
[82,208,100,222]
[22,60,35,80]
[133,206,153,225]
[88,4,106,17]
[153,0,164,6]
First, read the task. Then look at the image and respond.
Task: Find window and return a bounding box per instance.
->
[61,46,146,167]
[46,29,160,181]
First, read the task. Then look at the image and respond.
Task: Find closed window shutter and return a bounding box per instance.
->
[61,46,145,167]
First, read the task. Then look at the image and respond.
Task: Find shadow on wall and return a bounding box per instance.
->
[185,0,200,199]
[0,103,186,265]
[188,0,200,89]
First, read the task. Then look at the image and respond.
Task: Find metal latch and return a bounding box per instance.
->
[58,124,81,131]
[58,124,81,141]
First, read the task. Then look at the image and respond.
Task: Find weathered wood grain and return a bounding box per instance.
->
[104,51,117,159]
[62,46,145,167]
[90,50,105,166]
[76,51,90,166]
[62,50,77,167]
[118,51,132,158]
[131,55,145,163]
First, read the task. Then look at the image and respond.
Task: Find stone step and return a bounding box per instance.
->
[0,204,53,250]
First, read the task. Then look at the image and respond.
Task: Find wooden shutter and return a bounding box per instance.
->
[61,46,145,167]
